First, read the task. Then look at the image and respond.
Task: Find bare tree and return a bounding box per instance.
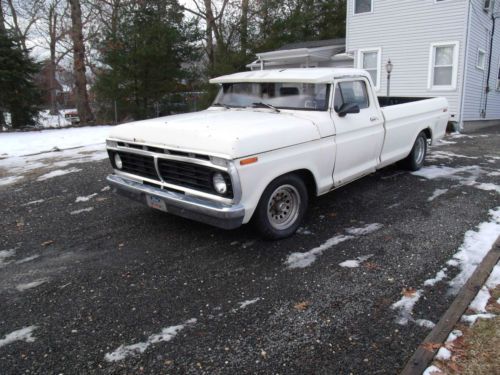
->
[3,0,43,51]
[68,0,93,124]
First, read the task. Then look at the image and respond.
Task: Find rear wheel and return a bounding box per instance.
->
[254,174,308,240]
[404,131,428,171]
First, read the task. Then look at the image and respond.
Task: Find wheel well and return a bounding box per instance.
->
[290,169,317,197]
[422,128,432,140]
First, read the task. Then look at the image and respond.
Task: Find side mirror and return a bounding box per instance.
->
[338,103,360,117]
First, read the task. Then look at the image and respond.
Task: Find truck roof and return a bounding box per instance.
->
[209,68,371,84]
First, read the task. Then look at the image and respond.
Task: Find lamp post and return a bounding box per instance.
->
[386,59,393,97]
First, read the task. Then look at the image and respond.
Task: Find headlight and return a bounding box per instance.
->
[212,172,227,194]
[114,153,123,170]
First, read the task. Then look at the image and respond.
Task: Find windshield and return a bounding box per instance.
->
[213,82,331,111]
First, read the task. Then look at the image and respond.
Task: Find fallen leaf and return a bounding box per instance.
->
[363,262,380,270]
[402,288,417,298]
[41,240,54,247]
[294,301,310,311]
[96,197,108,202]
[421,342,442,352]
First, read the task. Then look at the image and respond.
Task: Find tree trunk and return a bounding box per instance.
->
[0,1,6,32]
[48,5,58,115]
[203,0,215,72]
[240,0,249,56]
[68,0,93,124]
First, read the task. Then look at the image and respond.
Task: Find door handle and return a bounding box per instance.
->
[370,116,379,122]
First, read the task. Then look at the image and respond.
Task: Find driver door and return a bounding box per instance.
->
[331,78,385,186]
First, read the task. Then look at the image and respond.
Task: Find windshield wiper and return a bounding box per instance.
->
[212,102,231,109]
[251,102,280,113]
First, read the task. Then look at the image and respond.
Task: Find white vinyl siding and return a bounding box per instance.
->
[346,0,468,121]
[462,0,500,121]
[354,0,372,14]
[428,42,459,90]
[358,48,381,90]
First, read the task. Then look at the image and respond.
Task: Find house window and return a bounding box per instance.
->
[477,49,486,70]
[428,42,459,90]
[497,61,500,91]
[354,0,372,14]
[484,0,492,11]
[358,48,381,89]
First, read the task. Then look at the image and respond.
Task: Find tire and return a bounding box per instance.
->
[404,131,428,171]
[253,174,309,240]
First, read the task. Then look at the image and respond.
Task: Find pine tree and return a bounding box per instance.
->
[0,28,41,129]
[93,0,199,122]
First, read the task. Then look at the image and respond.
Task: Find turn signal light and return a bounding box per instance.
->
[240,157,258,166]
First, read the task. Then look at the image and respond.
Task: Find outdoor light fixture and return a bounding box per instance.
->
[386,59,393,97]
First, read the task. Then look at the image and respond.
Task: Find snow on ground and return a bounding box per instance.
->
[339,254,373,268]
[75,193,98,203]
[391,289,423,325]
[0,249,16,268]
[37,109,75,128]
[70,207,94,215]
[423,365,443,375]
[36,167,82,182]
[415,319,436,329]
[393,208,500,326]
[104,319,197,362]
[0,326,37,348]
[285,223,382,269]
[238,298,261,309]
[22,199,45,206]
[15,254,40,264]
[0,126,112,186]
[427,189,448,202]
[16,278,49,291]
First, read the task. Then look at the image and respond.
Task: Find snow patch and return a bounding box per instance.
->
[75,193,98,203]
[435,347,452,361]
[424,269,448,287]
[238,298,261,309]
[0,249,16,267]
[37,167,81,181]
[416,319,436,329]
[423,365,443,375]
[391,289,423,325]
[16,278,49,291]
[70,207,94,215]
[22,199,45,206]
[446,329,463,343]
[15,254,40,264]
[461,313,495,326]
[339,254,373,268]
[0,326,37,348]
[475,182,500,194]
[448,207,500,295]
[104,318,196,362]
[0,175,24,186]
[101,186,111,192]
[427,189,448,202]
[286,224,382,269]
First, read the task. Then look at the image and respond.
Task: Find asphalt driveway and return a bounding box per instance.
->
[1,127,499,374]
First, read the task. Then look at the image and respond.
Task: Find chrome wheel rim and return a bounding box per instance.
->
[267,184,301,230]
[415,137,426,165]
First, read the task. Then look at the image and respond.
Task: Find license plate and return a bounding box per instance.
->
[146,195,167,212]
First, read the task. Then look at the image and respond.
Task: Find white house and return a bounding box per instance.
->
[249,0,500,130]
[346,0,500,130]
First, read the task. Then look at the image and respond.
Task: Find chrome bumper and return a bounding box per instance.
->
[107,174,245,230]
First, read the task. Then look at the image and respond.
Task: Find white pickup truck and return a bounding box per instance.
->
[106,68,449,239]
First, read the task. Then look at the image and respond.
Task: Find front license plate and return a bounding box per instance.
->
[146,195,167,212]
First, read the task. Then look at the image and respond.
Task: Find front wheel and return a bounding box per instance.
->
[253,174,309,240]
[404,131,428,171]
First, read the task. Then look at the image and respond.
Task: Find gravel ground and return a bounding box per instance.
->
[0,128,499,374]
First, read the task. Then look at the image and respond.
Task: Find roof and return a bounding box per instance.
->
[209,68,370,84]
[276,38,345,51]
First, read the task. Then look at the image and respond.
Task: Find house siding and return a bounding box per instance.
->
[462,0,500,121]
[346,0,469,123]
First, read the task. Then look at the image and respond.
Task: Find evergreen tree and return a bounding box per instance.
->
[93,0,200,122]
[0,28,40,128]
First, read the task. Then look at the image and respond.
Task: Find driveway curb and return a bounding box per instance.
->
[400,236,500,375]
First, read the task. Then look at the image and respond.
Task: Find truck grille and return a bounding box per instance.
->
[111,151,159,181]
[108,150,233,198]
[157,159,233,198]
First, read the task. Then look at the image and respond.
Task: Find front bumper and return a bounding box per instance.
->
[107,174,245,230]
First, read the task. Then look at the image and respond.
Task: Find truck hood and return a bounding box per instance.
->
[108,109,320,159]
